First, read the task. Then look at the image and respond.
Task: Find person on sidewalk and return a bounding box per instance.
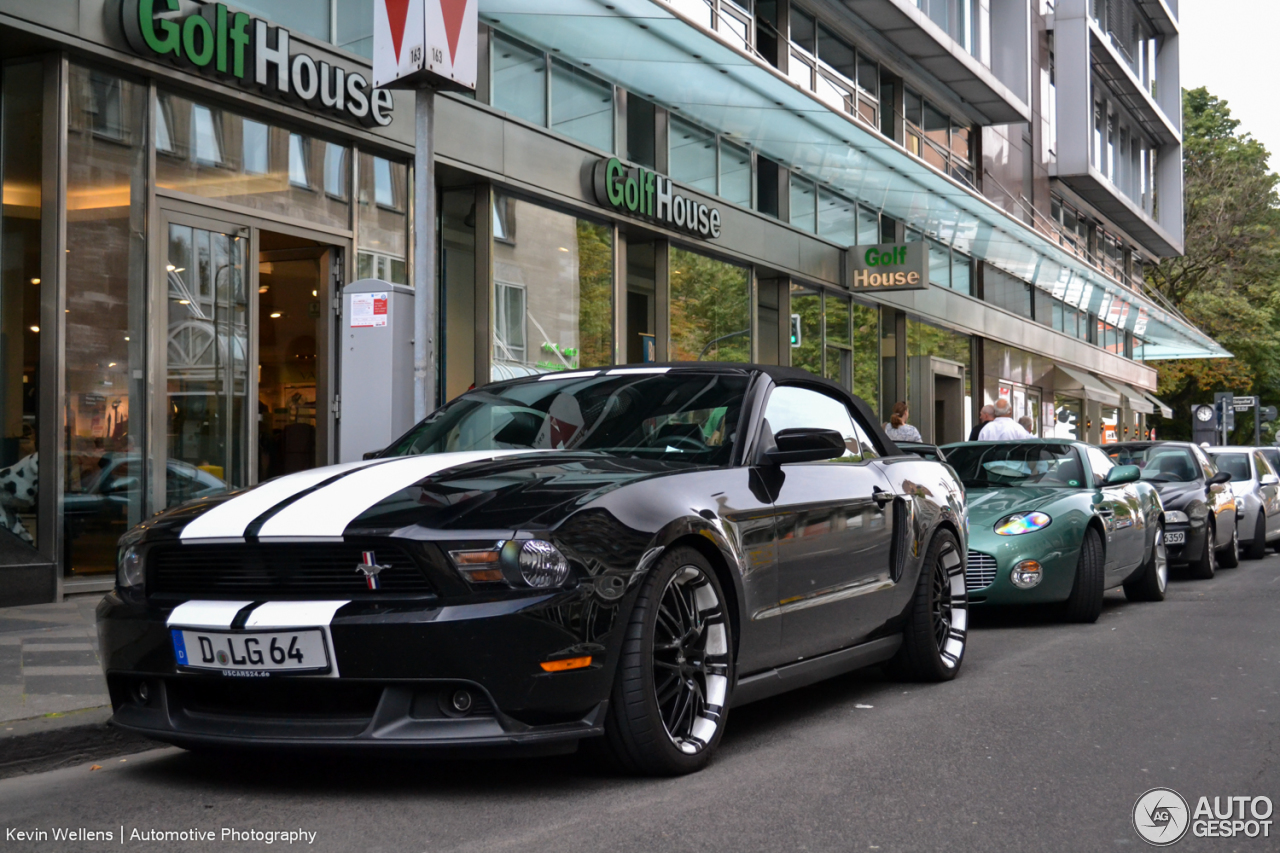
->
[968,405,995,441]
[978,398,1032,440]
[1018,415,1035,435]
[884,401,923,443]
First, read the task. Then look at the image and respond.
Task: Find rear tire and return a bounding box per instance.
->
[886,529,967,681]
[1063,526,1105,623]
[1189,523,1216,580]
[1123,525,1168,602]
[1247,514,1267,560]
[598,546,733,776]
[1219,520,1240,568]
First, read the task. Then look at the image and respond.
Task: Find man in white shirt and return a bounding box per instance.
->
[978,398,1033,441]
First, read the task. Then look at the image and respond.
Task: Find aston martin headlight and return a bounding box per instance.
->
[1164,510,1189,524]
[1010,560,1043,589]
[517,540,570,588]
[116,545,144,591]
[995,512,1052,535]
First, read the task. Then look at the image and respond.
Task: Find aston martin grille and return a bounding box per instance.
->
[148,542,433,596]
[966,551,999,592]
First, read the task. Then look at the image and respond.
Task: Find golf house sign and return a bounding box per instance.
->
[122,0,395,127]
[847,242,929,291]
[593,158,723,240]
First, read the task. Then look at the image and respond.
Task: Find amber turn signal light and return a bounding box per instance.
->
[540,656,592,672]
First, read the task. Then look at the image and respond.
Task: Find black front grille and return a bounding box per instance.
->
[148,542,433,596]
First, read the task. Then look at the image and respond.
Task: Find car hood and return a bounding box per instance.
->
[1147,480,1207,511]
[965,486,1079,527]
[155,451,699,541]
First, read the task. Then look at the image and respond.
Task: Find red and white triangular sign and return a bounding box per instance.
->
[374,0,477,92]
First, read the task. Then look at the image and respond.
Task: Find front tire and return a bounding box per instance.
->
[1247,514,1267,560]
[1189,523,1216,580]
[886,528,966,681]
[1063,526,1105,623]
[599,547,733,776]
[1123,525,1168,602]
[1219,520,1240,568]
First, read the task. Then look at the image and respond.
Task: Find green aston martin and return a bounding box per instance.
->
[940,439,1167,622]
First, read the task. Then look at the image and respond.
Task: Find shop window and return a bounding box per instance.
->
[441,189,477,399]
[853,302,880,411]
[288,134,310,188]
[87,71,125,141]
[907,317,973,441]
[627,95,657,169]
[818,189,856,246]
[985,267,1033,319]
[323,143,347,199]
[669,247,749,362]
[357,153,408,285]
[492,32,547,127]
[0,62,44,550]
[155,96,175,155]
[192,105,223,166]
[670,116,717,195]
[242,120,268,175]
[491,196,613,376]
[790,285,823,379]
[336,0,374,58]
[790,175,816,232]
[64,65,148,577]
[551,60,614,152]
[157,92,350,229]
[720,140,752,207]
[756,156,780,218]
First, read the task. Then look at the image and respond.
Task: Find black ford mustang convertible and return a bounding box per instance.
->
[98,364,969,774]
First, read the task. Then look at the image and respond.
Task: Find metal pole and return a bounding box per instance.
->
[1256,404,1262,447]
[414,86,438,422]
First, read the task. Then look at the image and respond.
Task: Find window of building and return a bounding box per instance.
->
[721,140,753,207]
[155,96,175,154]
[985,266,1033,319]
[670,116,718,195]
[818,188,857,245]
[906,317,974,441]
[786,8,880,126]
[903,88,974,186]
[669,247,750,362]
[491,196,613,374]
[788,285,874,402]
[336,0,374,57]
[323,143,347,199]
[627,95,657,169]
[87,71,125,140]
[288,133,310,188]
[493,31,547,127]
[551,59,614,152]
[357,153,408,285]
[242,120,268,175]
[915,0,979,56]
[232,0,330,41]
[790,174,816,232]
[192,105,223,166]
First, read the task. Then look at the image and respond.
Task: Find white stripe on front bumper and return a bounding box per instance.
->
[243,601,350,629]
[166,600,254,629]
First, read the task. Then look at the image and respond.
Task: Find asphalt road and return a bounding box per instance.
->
[4,556,1279,853]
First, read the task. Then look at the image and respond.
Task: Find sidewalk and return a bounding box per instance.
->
[0,596,110,726]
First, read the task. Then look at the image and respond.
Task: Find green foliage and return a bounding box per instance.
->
[669,248,750,362]
[576,220,613,369]
[1148,88,1280,442]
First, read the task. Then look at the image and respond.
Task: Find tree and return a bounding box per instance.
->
[1147,88,1280,442]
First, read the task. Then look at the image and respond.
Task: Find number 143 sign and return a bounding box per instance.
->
[373,0,478,92]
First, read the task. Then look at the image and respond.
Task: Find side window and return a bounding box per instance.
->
[764,385,862,461]
[1255,452,1272,478]
[1192,446,1215,480]
[1085,447,1115,487]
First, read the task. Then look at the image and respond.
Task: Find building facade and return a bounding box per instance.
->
[0,0,1218,605]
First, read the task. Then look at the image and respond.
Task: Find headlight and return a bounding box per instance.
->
[995,512,1052,535]
[1010,560,1043,589]
[1164,510,1189,524]
[116,545,144,590]
[517,540,570,588]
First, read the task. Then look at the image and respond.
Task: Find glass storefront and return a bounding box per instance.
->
[788,284,879,409]
[492,195,614,376]
[907,318,972,443]
[1051,396,1084,440]
[669,248,750,362]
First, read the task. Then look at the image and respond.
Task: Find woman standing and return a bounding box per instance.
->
[884,401,923,443]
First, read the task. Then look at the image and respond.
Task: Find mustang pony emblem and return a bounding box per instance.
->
[356,551,390,590]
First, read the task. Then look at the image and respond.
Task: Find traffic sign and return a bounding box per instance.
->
[373,0,478,91]
[1233,396,1257,411]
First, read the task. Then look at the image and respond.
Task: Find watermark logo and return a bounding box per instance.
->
[1134,788,1191,846]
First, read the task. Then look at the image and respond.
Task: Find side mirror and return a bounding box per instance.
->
[1207,471,1232,486]
[765,428,847,465]
[1104,464,1141,485]
[1261,474,1279,487]
[362,450,383,461]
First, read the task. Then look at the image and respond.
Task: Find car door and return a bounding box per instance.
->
[1085,446,1143,572]
[1254,451,1280,539]
[763,384,897,662]
[1193,445,1236,545]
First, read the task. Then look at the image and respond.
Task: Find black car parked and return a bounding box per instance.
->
[98,364,969,775]
[1107,441,1239,577]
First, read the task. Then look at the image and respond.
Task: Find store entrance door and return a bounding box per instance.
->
[156,210,343,512]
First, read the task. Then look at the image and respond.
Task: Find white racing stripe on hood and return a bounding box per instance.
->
[167,600,254,629]
[180,460,380,541]
[256,450,542,539]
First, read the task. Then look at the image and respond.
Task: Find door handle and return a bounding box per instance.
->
[872,489,894,507]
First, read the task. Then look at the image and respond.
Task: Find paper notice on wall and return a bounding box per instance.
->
[350,292,389,328]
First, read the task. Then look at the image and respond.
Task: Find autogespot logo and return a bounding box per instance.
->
[1134,788,1191,846]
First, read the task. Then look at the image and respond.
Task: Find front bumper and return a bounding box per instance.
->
[97,590,619,752]
[1163,521,1203,564]
[964,543,1080,605]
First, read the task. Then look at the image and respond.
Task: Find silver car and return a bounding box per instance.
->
[1205,447,1280,559]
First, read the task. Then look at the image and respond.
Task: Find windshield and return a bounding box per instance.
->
[384,371,749,466]
[1107,446,1200,483]
[944,444,1083,489]
[1211,453,1251,482]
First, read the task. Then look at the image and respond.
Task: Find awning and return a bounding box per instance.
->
[1103,379,1155,415]
[1054,365,1122,407]
[481,0,1230,360]
[1142,391,1174,419]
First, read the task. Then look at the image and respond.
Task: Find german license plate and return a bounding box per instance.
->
[1165,531,1186,545]
[171,628,330,675]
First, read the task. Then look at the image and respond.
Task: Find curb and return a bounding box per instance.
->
[0,707,162,779]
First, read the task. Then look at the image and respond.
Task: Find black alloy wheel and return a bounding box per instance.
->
[599,546,733,776]
[887,528,967,681]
